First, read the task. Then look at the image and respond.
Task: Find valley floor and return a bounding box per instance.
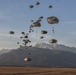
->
[0,66,76,75]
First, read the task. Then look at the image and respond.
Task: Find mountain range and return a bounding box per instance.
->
[0,44,76,67]
[34,42,76,53]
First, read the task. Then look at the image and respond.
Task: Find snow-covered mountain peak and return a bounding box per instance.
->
[34,42,54,49]
[34,42,76,53]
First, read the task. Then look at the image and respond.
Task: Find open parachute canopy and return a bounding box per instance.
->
[9,31,14,34]
[48,5,52,8]
[31,20,34,22]
[21,32,25,35]
[40,36,44,39]
[47,16,59,24]
[24,35,28,38]
[35,2,40,5]
[41,30,47,34]
[49,39,57,43]
[17,42,19,44]
[24,57,31,61]
[29,5,34,8]
[32,22,41,27]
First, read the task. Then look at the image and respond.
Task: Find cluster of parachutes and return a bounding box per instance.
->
[28,2,59,44]
[8,1,59,62]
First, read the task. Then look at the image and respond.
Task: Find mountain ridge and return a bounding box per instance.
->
[0,46,76,67]
[34,42,76,53]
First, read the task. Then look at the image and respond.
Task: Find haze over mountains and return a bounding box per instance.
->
[0,43,76,67]
[0,49,11,55]
[34,42,76,53]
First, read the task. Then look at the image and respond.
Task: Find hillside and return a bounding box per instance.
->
[0,46,76,67]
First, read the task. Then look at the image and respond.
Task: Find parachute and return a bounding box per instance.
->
[20,36,23,39]
[29,30,31,33]
[35,2,40,5]
[17,42,19,44]
[48,5,52,8]
[47,16,59,24]
[24,57,31,61]
[21,32,25,35]
[9,31,14,38]
[32,22,41,27]
[49,39,57,43]
[40,36,44,39]
[9,31,14,34]
[24,35,28,38]
[29,5,34,8]
[7,1,60,50]
[41,30,47,34]
[31,20,34,22]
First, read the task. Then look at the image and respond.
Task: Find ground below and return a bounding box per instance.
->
[0,66,76,75]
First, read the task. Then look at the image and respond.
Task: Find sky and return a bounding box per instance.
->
[0,0,76,49]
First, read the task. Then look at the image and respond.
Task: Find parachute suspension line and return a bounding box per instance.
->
[36,30,38,37]
[51,43,54,50]
[51,43,57,50]
[52,27,55,34]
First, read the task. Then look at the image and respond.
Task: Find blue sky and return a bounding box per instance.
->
[0,0,76,49]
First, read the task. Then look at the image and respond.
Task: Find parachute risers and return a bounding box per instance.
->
[49,39,57,43]
[24,58,31,61]
[47,16,59,24]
